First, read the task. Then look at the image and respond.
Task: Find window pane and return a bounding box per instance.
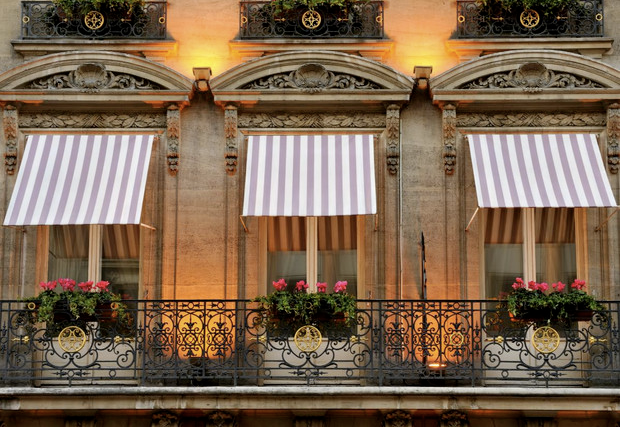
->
[484,209,523,298]
[267,217,307,290]
[48,225,89,282]
[535,208,576,284]
[102,225,140,299]
[318,216,357,297]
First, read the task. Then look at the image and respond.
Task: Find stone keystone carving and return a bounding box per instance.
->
[439,410,469,427]
[383,410,412,427]
[460,62,604,93]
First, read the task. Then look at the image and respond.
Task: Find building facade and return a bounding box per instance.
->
[0,0,619,426]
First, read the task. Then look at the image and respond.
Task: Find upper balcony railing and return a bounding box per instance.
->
[239,1,384,39]
[1,298,619,388]
[455,0,604,38]
[20,1,167,39]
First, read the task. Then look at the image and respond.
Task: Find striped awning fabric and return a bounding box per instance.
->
[243,135,376,216]
[3,134,154,226]
[467,134,617,208]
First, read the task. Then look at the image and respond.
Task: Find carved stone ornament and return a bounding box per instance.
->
[167,105,181,176]
[151,411,179,427]
[607,103,620,173]
[225,105,238,175]
[386,104,400,175]
[456,112,606,128]
[205,411,237,427]
[460,62,604,93]
[19,112,166,129]
[383,410,412,427]
[242,63,382,93]
[443,104,457,175]
[28,63,162,93]
[238,112,385,129]
[439,410,469,427]
[3,105,18,175]
[65,418,97,427]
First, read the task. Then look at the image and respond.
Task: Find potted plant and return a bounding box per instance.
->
[24,278,128,333]
[254,279,357,336]
[505,277,604,324]
[475,0,578,17]
[52,0,145,17]
[269,0,365,13]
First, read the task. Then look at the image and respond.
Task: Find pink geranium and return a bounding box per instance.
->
[552,281,566,292]
[95,280,110,292]
[58,278,76,292]
[272,278,287,292]
[40,280,57,291]
[316,282,327,293]
[571,279,587,291]
[334,280,347,293]
[295,280,308,293]
[78,281,94,292]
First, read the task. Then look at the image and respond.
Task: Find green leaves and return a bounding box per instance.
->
[52,0,145,16]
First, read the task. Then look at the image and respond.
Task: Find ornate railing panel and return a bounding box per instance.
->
[20,1,167,39]
[239,1,384,39]
[0,299,619,387]
[455,0,603,38]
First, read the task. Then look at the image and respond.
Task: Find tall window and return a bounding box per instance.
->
[266,216,359,296]
[484,208,577,298]
[48,224,140,299]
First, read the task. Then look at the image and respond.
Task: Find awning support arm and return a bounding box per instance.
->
[594,207,619,232]
[140,223,156,231]
[239,215,249,233]
[465,207,480,232]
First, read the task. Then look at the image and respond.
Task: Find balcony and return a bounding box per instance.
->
[455,0,603,38]
[238,1,384,39]
[1,299,619,388]
[20,1,167,39]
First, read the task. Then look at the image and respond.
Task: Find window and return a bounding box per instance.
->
[484,207,579,298]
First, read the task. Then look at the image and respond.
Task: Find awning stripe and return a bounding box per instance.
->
[243,135,376,216]
[4,134,154,226]
[468,134,617,208]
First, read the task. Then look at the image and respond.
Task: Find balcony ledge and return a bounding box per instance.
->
[446,37,614,62]
[11,39,178,62]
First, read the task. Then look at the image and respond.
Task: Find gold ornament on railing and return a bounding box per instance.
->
[84,10,105,30]
[58,325,87,353]
[531,326,560,354]
[302,9,322,29]
[520,9,540,28]
[294,325,322,352]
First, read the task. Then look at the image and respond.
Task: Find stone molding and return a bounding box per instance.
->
[225,105,238,175]
[167,106,181,176]
[205,411,237,427]
[151,411,179,427]
[383,410,412,427]
[456,112,606,128]
[238,112,385,129]
[386,104,400,175]
[459,62,604,92]
[3,105,18,175]
[19,112,167,129]
[607,103,620,173]
[442,104,457,175]
[439,410,469,427]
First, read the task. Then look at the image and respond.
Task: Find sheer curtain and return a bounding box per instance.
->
[484,209,523,298]
[535,208,576,285]
[48,225,89,282]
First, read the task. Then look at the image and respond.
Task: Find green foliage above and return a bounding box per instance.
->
[52,0,145,16]
[269,0,363,12]
[505,278,604,323]
[476,0,576,11]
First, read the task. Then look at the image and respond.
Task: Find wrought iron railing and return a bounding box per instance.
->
[20,1,167,39]
[1,299,619,387]
[455,0,603,38]
[239,1,384,39]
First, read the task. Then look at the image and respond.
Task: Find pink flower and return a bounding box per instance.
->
[78,281,94,292]
[334,280,347,293]
[39,280,57,291]
[571,279,586,291]
[58,278,75,292]
[295,280,308,293]
[95,281,110,292]
[528,280,537,289]
[272,278,287,292]
[552,281,566,292]
[316,282,327,293]
[538,282,549,292]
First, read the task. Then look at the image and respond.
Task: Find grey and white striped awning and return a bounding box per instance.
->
[467,134,617,208]
[3,134,154,226]
[242,135,376,216]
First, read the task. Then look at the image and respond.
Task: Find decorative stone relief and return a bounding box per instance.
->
[456,112,606,128]
[386,104,400,175]
[607,103,620,173]
[442,104,457,175]
[225,105,238,175]
[27,63,162,93]
[521,418,557,427]
[3,105,18,175]
[19,112,166,129]
[65,418,97,427]
[459,62,604,92]
[151,411,179,427]
[167,105,181,176]
[242,63,383,92]
[439,410,469,427]
[205,411,237,427]
[238,112,385,129]
[383,410,412,427]
[294,417,325,427]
